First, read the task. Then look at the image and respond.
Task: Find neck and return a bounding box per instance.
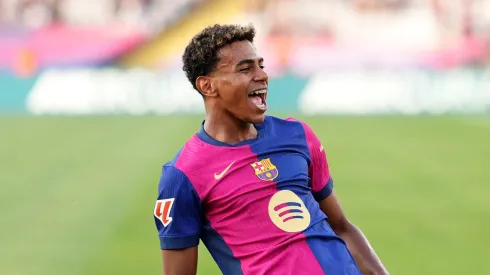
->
[203,108,258,145]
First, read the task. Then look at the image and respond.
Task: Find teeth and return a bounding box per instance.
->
[250,89,266,96]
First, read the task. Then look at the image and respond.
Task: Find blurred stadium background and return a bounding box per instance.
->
[1,0,489,274]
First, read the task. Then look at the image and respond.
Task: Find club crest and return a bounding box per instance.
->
[251,158,279,181]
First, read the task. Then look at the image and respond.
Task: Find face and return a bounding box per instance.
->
[201,40,269,124]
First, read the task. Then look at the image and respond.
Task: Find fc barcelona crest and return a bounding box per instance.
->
[251,158,279,181]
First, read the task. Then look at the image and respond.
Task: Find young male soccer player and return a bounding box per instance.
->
[153,24,389,275]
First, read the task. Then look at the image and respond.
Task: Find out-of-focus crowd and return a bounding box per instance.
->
[3,0,488,44]
[0,0,203,32]
[246,0,490,47]
[231,0,490,73]
[1,0,488,71]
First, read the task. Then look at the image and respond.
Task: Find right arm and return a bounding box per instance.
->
[162,247,198,275]
[153,165,203,275]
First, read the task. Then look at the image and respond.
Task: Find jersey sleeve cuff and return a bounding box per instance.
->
[313,177,334,201]
[160,235,200,250]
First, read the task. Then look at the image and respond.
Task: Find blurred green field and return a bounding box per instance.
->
[1,115,489,275]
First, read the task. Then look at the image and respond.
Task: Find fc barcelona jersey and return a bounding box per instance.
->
[153,116,361,275]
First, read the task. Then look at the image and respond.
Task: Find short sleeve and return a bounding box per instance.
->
[154,165,203,250]
[294,119,334,201]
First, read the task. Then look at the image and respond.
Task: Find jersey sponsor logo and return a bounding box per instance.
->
[268,190,311,232]
[154,198,175,227]
[251,158,279,181]
[214,161,235,180]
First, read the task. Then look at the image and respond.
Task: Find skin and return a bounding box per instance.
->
[197,40,268,145]
[319,193,390,275]
[162,40,389,275]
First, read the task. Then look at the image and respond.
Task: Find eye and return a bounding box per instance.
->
[259,65,265,69]
[240,67,251,72]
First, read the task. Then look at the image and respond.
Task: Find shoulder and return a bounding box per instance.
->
[265,115,314,136]
[265,115,300,124]
[266,116,323,152]
[161,135,209,178]
[265,115,309,128]
[159,149,188,191]
[158,138,205,193]
[284,116,315,133]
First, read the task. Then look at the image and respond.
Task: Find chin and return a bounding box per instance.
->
[247,112,266,124]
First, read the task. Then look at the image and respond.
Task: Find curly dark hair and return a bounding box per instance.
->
[182,24,256,93]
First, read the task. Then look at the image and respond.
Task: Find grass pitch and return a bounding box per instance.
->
[1,115,489,275]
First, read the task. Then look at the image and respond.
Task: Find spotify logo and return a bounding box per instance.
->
[268,190,311,232]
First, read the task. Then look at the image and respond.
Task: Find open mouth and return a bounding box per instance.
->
[248,89,267,110]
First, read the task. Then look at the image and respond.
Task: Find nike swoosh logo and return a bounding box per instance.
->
[214,161,235,180]
[320,145,324,152]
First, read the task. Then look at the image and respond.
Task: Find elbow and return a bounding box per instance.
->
[331,217,355,236]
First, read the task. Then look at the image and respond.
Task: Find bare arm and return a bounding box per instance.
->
[162,246,198,275]
[319,192,389,275]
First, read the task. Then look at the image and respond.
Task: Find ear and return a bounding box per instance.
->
[196,76,218,98]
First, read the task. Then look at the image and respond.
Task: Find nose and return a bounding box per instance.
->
[253,66,268,83]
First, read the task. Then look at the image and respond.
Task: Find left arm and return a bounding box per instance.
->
[319,193,388,275]
[293,118,388,275]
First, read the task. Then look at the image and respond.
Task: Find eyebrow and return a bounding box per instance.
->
[235,57,264,67]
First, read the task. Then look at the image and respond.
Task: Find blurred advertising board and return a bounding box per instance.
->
[0,72,37,113]
[0,67,488,115]
[300,68,490,115]
[25,68,305,115]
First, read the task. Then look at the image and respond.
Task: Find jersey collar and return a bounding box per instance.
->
[196,117,267,147]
